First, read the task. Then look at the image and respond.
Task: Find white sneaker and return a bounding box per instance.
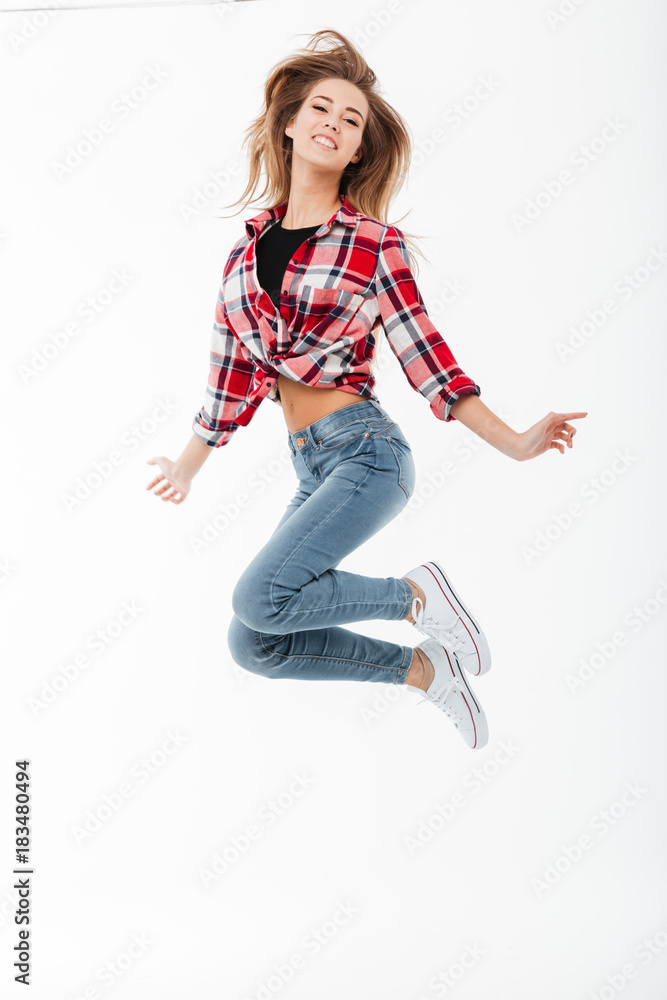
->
[414,638,488,749]
[403,560,491,676]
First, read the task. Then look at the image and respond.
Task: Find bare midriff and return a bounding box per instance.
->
[276,373,367,434]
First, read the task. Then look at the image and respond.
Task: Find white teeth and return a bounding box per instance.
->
[313,135,336,149]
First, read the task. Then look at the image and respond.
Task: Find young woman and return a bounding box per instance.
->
[146,29,586,750]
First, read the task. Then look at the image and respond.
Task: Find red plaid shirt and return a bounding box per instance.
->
[192,195,481,447]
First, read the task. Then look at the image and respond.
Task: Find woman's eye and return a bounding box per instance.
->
[312,105,358,126]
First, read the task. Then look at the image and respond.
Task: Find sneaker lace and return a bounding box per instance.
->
[416,678,465,724]
[412,598,466,654]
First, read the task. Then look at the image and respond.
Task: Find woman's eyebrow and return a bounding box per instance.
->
[310,95,365,122]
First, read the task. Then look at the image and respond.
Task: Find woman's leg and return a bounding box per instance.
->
[227,401,419,685]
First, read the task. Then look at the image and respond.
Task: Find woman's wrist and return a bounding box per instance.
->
[449,394,522,460]
[174,433,215,479]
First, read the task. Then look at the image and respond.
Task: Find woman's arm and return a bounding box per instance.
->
[449,394,588,461]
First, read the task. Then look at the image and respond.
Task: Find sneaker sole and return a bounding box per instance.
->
[449,651,489,748]
[424,561,491,676]
[423,643,489,749]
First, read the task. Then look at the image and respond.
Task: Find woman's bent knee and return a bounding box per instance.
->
[227,614,277,677]
[227,614,262,672]
[231,566,285,633]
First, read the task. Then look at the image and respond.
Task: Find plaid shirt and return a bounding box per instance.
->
[192,195,481,447]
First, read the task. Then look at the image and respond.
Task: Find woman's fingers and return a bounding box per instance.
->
[152,481,173,496]
[156,480,185,502]
[149,478,180,499]
[163,489,184,504]
[146,457,171,491]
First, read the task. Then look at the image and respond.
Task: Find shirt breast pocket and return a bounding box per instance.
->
[294,284,370,345]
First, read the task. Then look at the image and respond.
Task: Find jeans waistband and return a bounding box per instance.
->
[287,398,388,448]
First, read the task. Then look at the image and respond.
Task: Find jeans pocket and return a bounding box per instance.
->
[385,433,416,500]
[316,418,372,451]
[363,417,398,438]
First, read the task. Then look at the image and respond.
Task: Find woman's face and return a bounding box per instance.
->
[285,77,368,176]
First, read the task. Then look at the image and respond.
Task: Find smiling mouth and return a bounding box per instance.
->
[312,135,337,151]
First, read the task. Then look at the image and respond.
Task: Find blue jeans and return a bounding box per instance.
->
[227,398,417,684]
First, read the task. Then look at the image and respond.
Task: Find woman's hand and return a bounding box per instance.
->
[145,456,192,504]
[514,411,588,462]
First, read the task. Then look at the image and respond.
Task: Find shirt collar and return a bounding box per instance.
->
[244,195,359,240]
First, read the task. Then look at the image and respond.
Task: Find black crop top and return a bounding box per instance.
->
[255,220,321,310]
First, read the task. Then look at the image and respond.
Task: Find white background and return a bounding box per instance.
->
[1,1,666,998]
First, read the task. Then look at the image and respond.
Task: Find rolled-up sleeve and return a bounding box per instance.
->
[372,225,481,422]
[192,279,256,448]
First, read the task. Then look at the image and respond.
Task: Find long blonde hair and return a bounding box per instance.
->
[215,27,427,276]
